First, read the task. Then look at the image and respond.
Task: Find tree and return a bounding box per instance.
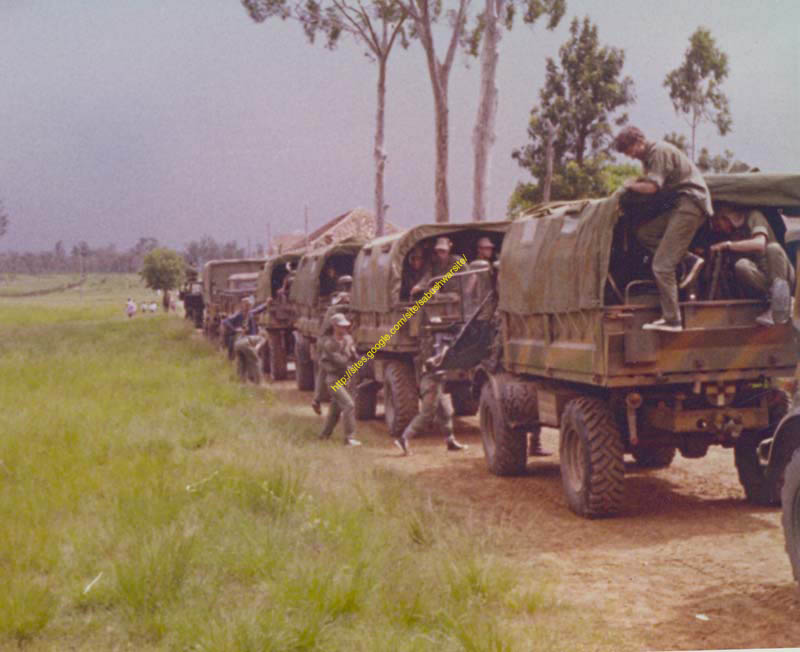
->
[664,27,732,161]
[663,131,689,155]
[467,0,564,220]
[394,0,472,223]
[0,200,8,239]
[507,158,639,217]
[140,248,185,309]
[511,16,634,204]
[241,1,409,237]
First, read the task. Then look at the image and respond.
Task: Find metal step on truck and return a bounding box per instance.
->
[471,173,800,518]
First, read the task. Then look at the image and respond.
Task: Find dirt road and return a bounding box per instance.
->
[276,379,800,651]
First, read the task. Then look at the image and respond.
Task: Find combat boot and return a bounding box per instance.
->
[446,435,468,452]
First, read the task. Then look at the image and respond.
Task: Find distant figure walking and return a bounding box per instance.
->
[125,298,137,318]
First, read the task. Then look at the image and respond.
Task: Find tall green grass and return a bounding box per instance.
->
[0,277,622,651]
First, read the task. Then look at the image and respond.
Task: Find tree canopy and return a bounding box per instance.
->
[511,16,634,205]
[663,27,731,160]
[140,248,186,293]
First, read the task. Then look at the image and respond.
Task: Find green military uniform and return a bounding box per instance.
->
[234,334,265,383]
[730,210,795,297]
[313,293,351,406]
[636,141,712,324]
[318,331,357,442]
[400,371,454,441]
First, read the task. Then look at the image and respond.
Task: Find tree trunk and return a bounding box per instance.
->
[374,57,388,237]
[471,0,500,222]
[543,119,555,202]
[433,86,450,223]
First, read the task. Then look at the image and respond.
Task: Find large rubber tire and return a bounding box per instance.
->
[478,382,527,476]
[383,360,418,438]
[735,389,790,506]
[354,382,378,421]
[294,335,315,391]
[781,449,800,585]
[559,396,625,518]
[268,331,288,380]
[631,446,677,469]
[451,385,479,417]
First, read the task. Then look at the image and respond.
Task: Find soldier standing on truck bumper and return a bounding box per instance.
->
[614,126,712,332]
[395,363,467,456]
[318,313,361,447]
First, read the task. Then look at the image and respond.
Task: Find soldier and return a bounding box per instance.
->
[710,203,794,326]
[614,126,712,332]
[317,313,361,446]
[402,246,428,299]
[311,275,353,415]
[223,296,267,384]
[411,237,462,296]
[395,359,468,456]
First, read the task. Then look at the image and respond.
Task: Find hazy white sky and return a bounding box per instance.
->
[1,0,798,252]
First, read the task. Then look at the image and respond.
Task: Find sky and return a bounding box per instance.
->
[1,0,798,253]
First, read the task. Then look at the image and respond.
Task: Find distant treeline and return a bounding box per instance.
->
[0,236,261,275]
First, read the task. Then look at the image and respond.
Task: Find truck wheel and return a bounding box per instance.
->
[560,396,625,518]
[632,446,676,469]
[294,335,314,391]
[383,360,418,438]
[354,382,378,420]
[735,389,790,506]
[478,382,527,476]
[781,449,800,585]
[268,332,288,380]
[451,385,479,417]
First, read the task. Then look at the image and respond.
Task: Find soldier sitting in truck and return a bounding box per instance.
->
[401,246,428,300]
[411,237,462,296]
[709,202,794,326]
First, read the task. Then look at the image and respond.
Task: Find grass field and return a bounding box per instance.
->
[0,275,620,651]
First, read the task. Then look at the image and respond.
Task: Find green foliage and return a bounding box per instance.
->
[140,247,185,292]
[0,284,624,650]
[508,157,639,215]
[463,0,566,56]
[663,131,689,154]
[663,27,732,158]
[511,16,634,206]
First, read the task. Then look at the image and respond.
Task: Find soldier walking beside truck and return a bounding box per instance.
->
[222,296,267,384]
[614,126,712,332]
[318,313,362,447]
[311,275,353,415]
[395,360,468,456]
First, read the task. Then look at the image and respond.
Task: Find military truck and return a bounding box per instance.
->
[201,258,266,340]
[350,223,509,437]
[254,252,302,380]
[779,374,800,588]
[178,267,204,328]
[290,238,365,391]
[471,174,800,518]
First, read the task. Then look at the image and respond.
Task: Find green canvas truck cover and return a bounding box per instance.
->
[202,258,266,304]
[351,222,510,313]
[289,238,365,308]
[500,173,800,317]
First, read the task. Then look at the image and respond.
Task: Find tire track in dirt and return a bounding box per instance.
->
[271,377,800,650]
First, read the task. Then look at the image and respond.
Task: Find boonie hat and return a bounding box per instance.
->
[434,237,451,251]
[330,313,351,328]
